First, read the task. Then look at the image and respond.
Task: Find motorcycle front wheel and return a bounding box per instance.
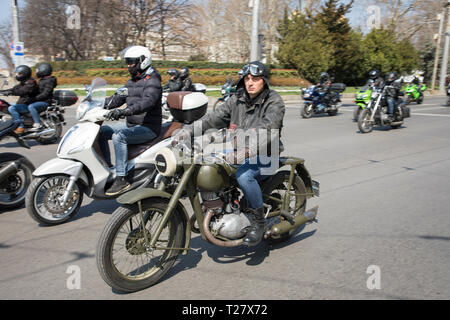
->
[353,107,362,122]
[0,153,35,211]
[358,108,374,133]
[96,199,185,293]
[301,104,313,118]
[25,175,83,225]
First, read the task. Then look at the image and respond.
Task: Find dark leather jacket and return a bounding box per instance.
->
[106,67,162,135]
[11,78,39,105]
[36,76,57,103]
[163,78,182,92]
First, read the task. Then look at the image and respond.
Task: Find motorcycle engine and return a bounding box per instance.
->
[201,190,252,240]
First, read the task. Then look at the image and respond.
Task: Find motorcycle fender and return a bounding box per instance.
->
[117,188,191,255]
[295,163,315,198]
[33,158,89,186]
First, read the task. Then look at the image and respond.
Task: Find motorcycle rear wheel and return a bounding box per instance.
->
[358,108,373,133]
[25,175,83,225]
[262,171,307,243]
[96,199,185,293]
[0,153,35,211]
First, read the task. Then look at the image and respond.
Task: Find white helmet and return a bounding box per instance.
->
[122,45,152,70]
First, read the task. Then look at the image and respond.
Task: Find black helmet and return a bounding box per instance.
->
[369,70,380,80]
[320,72,330,82]
[36,62,53,78]
[14,65,32,82]
[236,61,270,88]
[168,68,179,78]
[179,67,189,79]
[385,72,397,84]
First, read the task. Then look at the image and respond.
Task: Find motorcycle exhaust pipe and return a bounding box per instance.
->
[0,161,20,182]
[22,128,55,139]
[269,206,318,237]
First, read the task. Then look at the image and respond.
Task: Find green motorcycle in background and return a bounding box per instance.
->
[353,85,373,122]
[404,82,426,105]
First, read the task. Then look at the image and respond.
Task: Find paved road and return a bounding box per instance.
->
[0,96,449,300]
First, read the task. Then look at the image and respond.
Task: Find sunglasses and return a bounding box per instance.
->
[241,64,264,77]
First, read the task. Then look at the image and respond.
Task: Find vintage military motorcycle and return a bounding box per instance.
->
[96,126,320,293]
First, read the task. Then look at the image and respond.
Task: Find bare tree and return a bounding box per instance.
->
[0,19,14,73]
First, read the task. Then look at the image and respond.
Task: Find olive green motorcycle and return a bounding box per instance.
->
[96,140,320,293]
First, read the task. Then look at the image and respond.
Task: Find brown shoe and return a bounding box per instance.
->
[13,127,25,134]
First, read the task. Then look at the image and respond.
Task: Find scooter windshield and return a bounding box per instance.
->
[89,77,107,108]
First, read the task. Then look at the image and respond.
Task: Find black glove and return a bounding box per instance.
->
[107,108,133,120]
[0,89,12,96]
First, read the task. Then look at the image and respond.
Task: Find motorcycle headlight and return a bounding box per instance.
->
[303,93,310,98]
[221,89,226,95]
[371,92,378,99]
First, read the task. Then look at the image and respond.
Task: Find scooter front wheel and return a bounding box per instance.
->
[25,175,83,225]
[96,199,185,293]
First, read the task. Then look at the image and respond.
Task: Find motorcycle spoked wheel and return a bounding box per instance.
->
[301,104,313,118]
[25,175,83,225]
[36,115,62,145]
[358,108,374,133]
[96,199,185,293]
[353,107,362,122]
[0,154,35,211]
[261,171,307,244]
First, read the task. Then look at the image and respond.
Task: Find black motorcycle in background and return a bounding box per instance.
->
[0,120,35,211]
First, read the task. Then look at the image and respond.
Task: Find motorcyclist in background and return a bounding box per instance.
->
[179,67,193,91]
[384,72,402,121]
[367,69,384,89]
[316,72,332,110]
[163,68,182,92]
[1,65,39,134]
[27,62,58,131]
[100,45,163,196]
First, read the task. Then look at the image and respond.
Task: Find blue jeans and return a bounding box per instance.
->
[28,101,49,124]
[99,122,157,176]
[235,157,273,209]
[8,104,29,128]
[387,98,396,116]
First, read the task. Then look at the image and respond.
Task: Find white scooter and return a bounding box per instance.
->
[26,78,208,225]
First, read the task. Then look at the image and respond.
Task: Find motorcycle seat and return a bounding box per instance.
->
[127,121,183,160]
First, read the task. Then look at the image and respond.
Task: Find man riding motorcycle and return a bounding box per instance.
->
[100,45,163,196]
[367,69,384,89]
[384,72,402,121]
[163,68,182,92]
[1,65,39,134]
[179,67,193,91]
[173,61,285,247]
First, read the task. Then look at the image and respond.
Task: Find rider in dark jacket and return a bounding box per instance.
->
[174,61,285,247]
[179,67,193,91]
[1,65,38,134]
[163,69,182,92]
[367,70,384,89]
[27,62,58,131]
[100,45,162,196]
[384,72,402,120]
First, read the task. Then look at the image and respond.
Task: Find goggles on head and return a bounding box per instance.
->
[241,64,264,77]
